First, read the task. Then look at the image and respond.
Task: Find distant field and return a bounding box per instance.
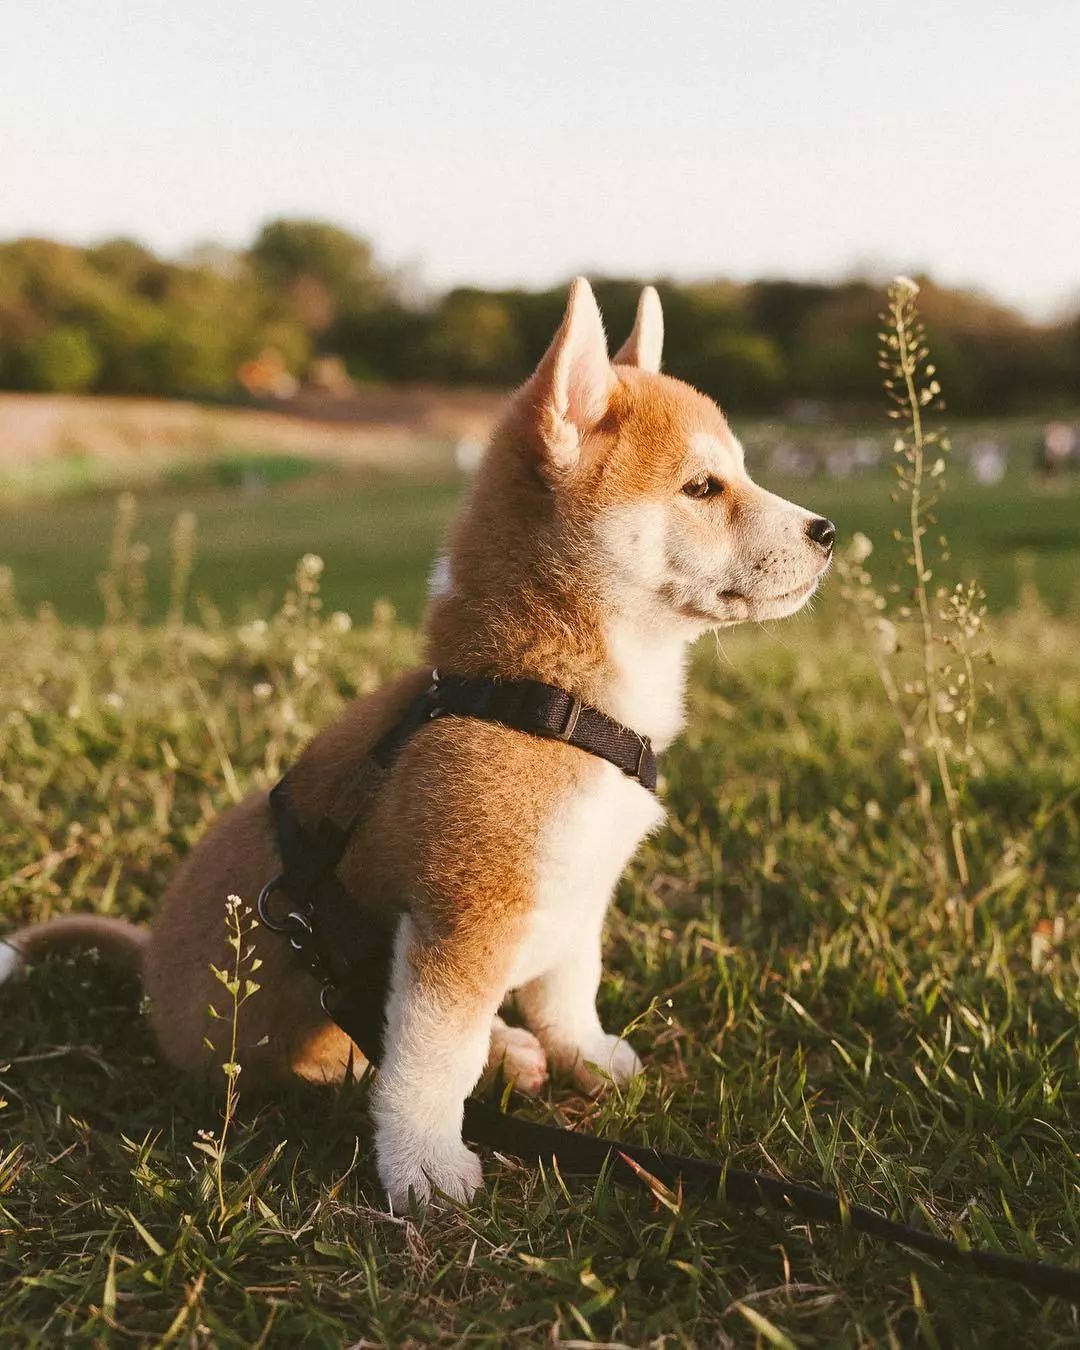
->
[0,390,497,499]
[0,463,1077,625]
[0,475,461,625]
[0,393,1077,621]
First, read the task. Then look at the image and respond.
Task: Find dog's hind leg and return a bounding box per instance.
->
[290,1021,370,1085]
[517,915,643,1095]
[483,1014,548,1095]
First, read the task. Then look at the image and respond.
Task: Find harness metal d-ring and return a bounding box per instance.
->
[257,873,298,933]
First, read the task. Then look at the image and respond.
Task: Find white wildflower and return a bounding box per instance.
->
[850,531,874,564]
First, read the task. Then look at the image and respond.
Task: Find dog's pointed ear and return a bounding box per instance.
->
[613,285,663,372]
[525,277,615,473]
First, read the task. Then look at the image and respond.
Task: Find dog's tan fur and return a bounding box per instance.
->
[2,281,833,1208]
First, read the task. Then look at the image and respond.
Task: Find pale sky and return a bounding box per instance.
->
[3,1,1078,317]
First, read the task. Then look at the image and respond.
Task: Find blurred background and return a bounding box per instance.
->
[2,1,1077,622]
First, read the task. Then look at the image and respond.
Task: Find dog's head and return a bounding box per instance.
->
[498,278,834,633]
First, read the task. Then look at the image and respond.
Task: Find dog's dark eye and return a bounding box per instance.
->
[682,475,724,500]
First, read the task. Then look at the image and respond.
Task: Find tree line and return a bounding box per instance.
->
[1,218,1076,415]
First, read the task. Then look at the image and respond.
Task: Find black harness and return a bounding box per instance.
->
[257,670,657,1061]
[256,669,1080,1301]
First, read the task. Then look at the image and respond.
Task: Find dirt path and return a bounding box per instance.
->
[0,388,503,470]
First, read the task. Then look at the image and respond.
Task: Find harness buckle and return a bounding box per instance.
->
[554,693,583,742]
[635,737,650,782]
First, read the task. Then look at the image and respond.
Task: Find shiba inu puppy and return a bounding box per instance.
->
[1,280,834,1209]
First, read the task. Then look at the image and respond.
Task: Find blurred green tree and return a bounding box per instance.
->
[19,324,101,393]
[427,291,522,383]
[0,224,1075,413]
[249,219,385,334]
[693,331,786,410]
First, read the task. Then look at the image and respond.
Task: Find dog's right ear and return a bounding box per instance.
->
[613,286,663,373]
[524,277,615,475]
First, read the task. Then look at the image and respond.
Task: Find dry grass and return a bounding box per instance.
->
[0,389,503,501]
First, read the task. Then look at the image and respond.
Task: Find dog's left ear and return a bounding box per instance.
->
[525,277,615,475]
[613,286,663,372]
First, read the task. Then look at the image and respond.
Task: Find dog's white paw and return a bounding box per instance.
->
[376,1131,483,1212]
[573,1033,644,1094]
[487,1024,549,1096]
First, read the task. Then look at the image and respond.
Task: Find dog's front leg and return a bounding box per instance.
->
[372,916,507,1210]
[516,912,642,1094]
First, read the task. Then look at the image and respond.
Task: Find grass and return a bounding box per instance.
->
[0,475,463,627]
[0,529,1078,1345]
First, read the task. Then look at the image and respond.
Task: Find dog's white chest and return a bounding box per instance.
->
[507,762,664,988]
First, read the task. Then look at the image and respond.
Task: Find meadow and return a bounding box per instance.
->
[0,379,1078,1344]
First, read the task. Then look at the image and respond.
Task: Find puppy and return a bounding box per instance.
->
[1,280,834,1209]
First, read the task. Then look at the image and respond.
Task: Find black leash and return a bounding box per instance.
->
[459,1101,1080,1300]
[257,671,1080,1303]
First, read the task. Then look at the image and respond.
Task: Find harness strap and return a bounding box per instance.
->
[262,777,398,1062]
[259,668,658,1060]
[431,672,657,790]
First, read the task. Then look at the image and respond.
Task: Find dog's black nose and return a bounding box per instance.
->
[807,516,836,552]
